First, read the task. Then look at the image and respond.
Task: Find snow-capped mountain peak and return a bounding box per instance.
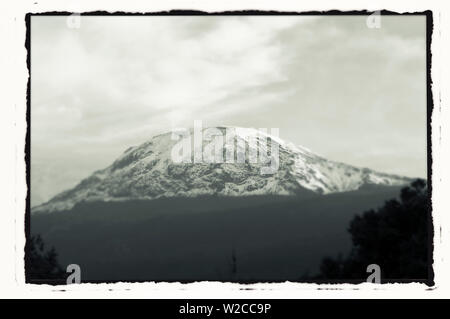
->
[32,126,413,213]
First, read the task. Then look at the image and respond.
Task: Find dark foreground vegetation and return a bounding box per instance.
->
[317,179,429,282]
[29,181,428,283]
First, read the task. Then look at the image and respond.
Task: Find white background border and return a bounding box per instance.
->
[0,0,449,299]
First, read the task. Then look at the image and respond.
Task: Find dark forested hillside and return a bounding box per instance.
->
[30,185,405,282]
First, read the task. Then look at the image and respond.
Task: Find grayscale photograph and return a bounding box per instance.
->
[27,13,431,283]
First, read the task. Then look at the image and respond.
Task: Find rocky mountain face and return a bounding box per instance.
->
[32,127,413,214]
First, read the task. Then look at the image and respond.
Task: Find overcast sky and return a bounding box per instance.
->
[31,15,427,206]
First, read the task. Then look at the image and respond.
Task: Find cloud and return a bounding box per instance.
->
[32,16,312,129]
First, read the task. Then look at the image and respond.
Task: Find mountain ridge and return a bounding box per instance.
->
[32,126,414,214]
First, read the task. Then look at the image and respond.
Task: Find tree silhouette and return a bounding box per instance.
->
[318,179,429,281]
[230,247,238,281]
[28,234,65,280]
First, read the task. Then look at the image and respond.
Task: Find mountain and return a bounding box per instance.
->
[29,127,419,282]
[32,126,412,214]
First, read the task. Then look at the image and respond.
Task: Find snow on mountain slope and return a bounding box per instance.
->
[32,127,413,213]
